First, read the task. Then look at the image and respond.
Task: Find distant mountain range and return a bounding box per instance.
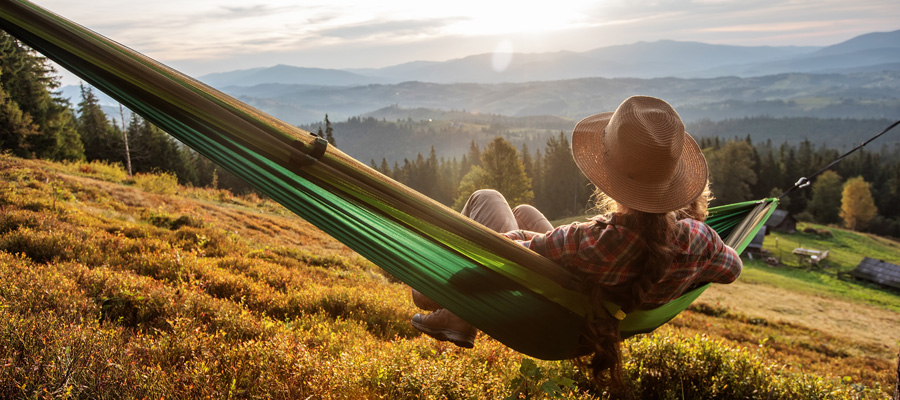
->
[61,29,900,134]
[198,29,900,86]
[211,71,900,126]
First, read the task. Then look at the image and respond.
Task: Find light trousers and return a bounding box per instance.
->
[460,189,553,235]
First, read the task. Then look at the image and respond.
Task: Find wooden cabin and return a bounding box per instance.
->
[851,257,900,290]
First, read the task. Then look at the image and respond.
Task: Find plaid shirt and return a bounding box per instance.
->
[503,212,741,308]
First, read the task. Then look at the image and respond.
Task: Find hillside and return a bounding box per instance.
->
[1,154,897,398]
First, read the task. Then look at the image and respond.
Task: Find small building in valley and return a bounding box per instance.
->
[850,257,900,290]
[765,210,797,234]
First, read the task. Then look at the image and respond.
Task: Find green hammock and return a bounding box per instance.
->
[0,0,778,360]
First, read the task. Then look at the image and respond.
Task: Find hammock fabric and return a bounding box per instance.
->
[0,1,778,360]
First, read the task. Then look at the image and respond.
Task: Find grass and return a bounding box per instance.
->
[739,260,900,313]
[747,223,900,312]
[0,153,897,399]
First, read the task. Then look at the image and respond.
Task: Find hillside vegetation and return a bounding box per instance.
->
[1,154,897,399]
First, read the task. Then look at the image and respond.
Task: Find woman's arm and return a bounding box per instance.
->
[502,229,544,241]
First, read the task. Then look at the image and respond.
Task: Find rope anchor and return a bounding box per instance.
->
[778,119,900,200]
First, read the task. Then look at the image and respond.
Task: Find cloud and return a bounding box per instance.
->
[316,17,467,41]
[219,5,280,18]
[33,0,900,78]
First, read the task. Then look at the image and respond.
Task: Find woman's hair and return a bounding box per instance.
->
[579,182,713,389]
[674,182,714,222]
[590,181,713,221]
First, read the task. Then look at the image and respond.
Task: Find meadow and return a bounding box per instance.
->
[1,153,897,399]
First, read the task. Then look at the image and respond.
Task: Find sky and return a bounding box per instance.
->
[30,0,900,86]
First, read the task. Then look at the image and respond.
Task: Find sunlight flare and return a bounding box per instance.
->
[491,39,514,72]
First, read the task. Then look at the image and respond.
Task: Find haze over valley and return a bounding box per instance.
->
[63,29,900,164]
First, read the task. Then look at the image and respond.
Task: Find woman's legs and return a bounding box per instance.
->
[411,189,551,348]
[513,204,553,233]
[460,189,519,232]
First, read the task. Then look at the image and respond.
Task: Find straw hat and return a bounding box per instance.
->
[571,96,708,214]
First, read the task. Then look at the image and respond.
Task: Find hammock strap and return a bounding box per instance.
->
[779,119,900,200]
[290,136,329,168]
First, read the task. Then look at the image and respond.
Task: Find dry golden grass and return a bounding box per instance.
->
[1,154,896,398]
[701,280,900,360]
[661,281,897,390]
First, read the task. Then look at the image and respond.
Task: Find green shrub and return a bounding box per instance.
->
[69,159,129,182]
[618,333,882,399]
[134,172,179,195]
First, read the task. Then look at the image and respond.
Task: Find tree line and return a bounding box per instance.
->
[1,32,280,194]
[369,132,590,221]
[377,132,900,237]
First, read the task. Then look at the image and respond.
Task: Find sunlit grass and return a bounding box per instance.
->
[0,154,893,399]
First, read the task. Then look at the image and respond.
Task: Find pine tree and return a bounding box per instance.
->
[426,147,454,205]
[753,139,782,200]
[0,82,40,156]
[378,158,391,177]
[467,140,482,168]
[531,148,544,210]
[521,143,534,181]
[780,145,805,214]
[705,140,757,206]
[840,176,878,231]
[324,114,335,146]
[0,32,83,160]
[126,114,196,184]
[77,84,120,161]
[439,156,460,206]
[879,159,900,222]
[537,131,586,219]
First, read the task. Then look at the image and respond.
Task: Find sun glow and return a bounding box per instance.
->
[491,39,514,72]
[423,0,598,36]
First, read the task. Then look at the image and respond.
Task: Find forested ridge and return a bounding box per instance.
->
[317,111,899,236]
[3,32,899,237]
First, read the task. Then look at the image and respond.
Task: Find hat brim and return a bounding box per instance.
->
[572,112,708,213]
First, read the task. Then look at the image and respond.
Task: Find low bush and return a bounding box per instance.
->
[617,333,880,399]
[68,159,129,182]
[133,172,179,195]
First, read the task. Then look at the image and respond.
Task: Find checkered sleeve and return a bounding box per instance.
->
[526,223,577,262]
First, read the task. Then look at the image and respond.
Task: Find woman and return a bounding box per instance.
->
[410,96,742,386]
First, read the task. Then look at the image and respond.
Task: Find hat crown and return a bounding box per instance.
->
[571,95,708,213]
[603,97,685,184]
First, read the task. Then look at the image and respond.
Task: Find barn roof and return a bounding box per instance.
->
[850,257,900,289]
[765,209,794,227]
